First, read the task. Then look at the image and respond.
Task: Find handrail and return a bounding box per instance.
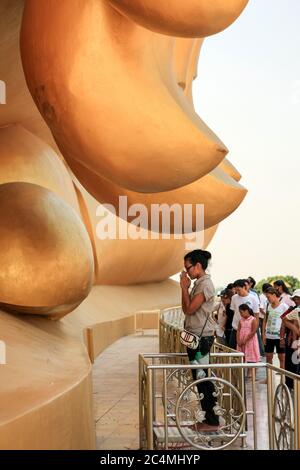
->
[140,307,300,451]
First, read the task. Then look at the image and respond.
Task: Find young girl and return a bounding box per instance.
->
[237,304,260,370]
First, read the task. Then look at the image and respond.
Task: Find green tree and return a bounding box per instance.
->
[256,275,300,293]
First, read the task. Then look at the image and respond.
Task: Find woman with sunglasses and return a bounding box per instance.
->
[180,249,219,432]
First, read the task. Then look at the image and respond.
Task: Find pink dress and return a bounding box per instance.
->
[237,316,260,362]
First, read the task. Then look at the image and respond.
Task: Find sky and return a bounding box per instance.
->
[186,0,300,289]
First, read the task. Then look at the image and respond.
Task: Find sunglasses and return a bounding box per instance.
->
[185,265,194,272]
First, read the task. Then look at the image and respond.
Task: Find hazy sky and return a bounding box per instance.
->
[188,0,300,288]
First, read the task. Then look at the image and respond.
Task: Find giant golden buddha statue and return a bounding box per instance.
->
[0,0,248,449]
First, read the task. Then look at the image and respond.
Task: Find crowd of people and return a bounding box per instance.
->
[214,277,300,385]
[180,249,300,431]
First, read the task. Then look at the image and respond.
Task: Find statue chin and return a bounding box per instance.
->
[108,0,249,37]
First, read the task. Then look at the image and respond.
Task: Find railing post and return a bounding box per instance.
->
[251,367,257,450]
[294,378,300,450]
[163,369,169,450]
[147,368,154,449]
[229,356,233,435]
[267,366,274,450]
[159,319,161,353]
[152,358,157,424]
[138,355,143,450]
[240,357,247,448]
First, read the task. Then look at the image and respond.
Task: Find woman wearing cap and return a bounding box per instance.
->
[180,249,219,431]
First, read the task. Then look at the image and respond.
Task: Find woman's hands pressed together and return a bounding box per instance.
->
[180,270,191,290]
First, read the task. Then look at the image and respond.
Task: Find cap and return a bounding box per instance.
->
[291,289,300,298]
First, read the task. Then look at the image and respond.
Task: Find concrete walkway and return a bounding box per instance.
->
[93,332,158,450]
[93,333,272,450]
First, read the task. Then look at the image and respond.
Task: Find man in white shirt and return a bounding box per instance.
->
[229,279,260,349]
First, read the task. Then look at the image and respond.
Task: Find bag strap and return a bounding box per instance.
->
[198,311,210,341]
[183,312,209,342]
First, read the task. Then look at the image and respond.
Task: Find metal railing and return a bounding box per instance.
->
[138,307,300,450]
[139,353,300,450]
[159,306,239,355]
[266,364,300,449]
[159,306,185,357]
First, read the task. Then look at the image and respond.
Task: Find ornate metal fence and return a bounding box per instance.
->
[266,365,300,449]
[139,353,300,450]
[138,307,300,450]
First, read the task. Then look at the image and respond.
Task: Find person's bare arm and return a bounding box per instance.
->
[253,297,260,329]
[259,306,266,317]
[262,314,267,345]
[180,271,206,316]
[246,317,258,341]
[237,321,242,346]
[279,323,286,347]
[283,318,300,336]
[182,289,205,316]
